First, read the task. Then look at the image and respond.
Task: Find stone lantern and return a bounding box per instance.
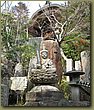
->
[64,71,85,101]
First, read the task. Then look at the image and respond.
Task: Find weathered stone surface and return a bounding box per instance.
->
[67,100,90,106]
[26,85,60,102]
[66,59,73,82]
[24,85,90,106]
[75,60,82,71]
[80,51,90,82]
[29,85,59,92]
[1,77,9,106]
[30,68,58,84]
[66,59,73,72]
[14,63,23,77]
[1,84,9,106]
[28,48,58,84]
[40,40,63,82]
[80,86,90,101]
[24,101,39,106]
[24,85,66,106]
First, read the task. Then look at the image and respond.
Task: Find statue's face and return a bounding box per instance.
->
[41,50,48,59]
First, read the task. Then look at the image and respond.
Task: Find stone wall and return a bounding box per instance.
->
[80,87,90,101]
[1,84,9,106]
[1,77,9,106]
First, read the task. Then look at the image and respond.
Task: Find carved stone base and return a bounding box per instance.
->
[24,85,68,106]
[30,69,58,84]
[24,85,90,107]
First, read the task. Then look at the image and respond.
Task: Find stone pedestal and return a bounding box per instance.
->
[24,85,90,106]
[24,85,67,106]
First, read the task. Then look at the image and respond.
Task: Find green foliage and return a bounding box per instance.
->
[20,44,36,67]
[1,2,34,77]
[59,77,70,100]
[1,13,16,48]
[61,35,90,61]
[59,1,90,61]
[65,1,90,37]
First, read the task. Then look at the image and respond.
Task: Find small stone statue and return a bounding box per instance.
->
[40,49,56,69]
[28,49,57,84]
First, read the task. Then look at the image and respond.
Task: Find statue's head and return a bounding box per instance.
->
[40,49,48,59]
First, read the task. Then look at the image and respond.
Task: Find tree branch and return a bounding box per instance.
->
[67,25,78,35]
[1,1,6,7]
[60,48,67,61]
